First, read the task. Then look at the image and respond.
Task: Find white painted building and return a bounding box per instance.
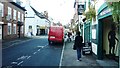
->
[24,1,49,36]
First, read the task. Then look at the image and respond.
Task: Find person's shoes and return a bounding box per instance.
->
[79,58,82,61]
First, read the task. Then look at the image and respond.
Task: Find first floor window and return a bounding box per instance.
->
[13,24,16,34]
[8,23,12,35]
[0,2,3,17]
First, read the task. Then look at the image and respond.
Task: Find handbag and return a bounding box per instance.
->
[73,44,76,50]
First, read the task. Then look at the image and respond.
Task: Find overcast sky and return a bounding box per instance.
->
[21,0,75,25]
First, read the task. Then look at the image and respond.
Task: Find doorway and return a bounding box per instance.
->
[40,29,45,35]
[101,16,119,60]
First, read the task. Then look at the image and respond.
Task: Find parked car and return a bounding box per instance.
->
[48,26,64,45]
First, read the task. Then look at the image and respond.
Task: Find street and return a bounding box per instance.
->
[2,36,63,67]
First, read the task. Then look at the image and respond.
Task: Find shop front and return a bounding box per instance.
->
[84,21,91,43]
[96,3,119,60]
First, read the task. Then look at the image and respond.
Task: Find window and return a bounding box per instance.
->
[18,11,20,21]
[21,26,24,34]
[28,25,32,32]
[21,14,24,22]
[13,9,16,20]
[7,7,12,20]
[0,2,3,17]
[13,24,16,34]
[8,23,12,35]
[29,26,32,29]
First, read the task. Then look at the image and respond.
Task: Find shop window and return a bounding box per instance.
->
[7,7,12,20]
[13,24,16,34]
[8,23,12,35]
[0,2,3,17]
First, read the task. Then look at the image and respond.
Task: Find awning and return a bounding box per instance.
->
[40,26,46,29]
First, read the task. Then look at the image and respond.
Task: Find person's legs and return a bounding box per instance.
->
[112,45,115,55]
[76,48,81,60]
[109,44,112,55]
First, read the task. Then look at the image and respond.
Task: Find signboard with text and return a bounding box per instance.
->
[77,4,85,15]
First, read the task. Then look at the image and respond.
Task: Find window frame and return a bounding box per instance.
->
[8,23,12,35]
[13,9,16,20]
[18,11,20,21]
[13,24,16,34]
[7,7,12,20]
[0,2,3,17]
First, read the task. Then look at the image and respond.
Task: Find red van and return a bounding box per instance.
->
[48,26,64,44]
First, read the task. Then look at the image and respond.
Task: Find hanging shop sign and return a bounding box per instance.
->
[78,4,85,15]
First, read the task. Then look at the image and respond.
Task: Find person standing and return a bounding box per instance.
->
[74,31,83,61]
[108,24,119,56]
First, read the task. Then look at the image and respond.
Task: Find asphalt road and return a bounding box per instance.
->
[2,36,63,67]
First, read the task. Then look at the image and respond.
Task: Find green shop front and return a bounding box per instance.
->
[94,3,119,60]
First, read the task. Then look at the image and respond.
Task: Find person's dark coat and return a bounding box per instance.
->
[75,35,83,49]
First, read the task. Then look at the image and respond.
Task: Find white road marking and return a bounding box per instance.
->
[37,46,44,48]
[59,43,65,68]
[17,56,28,60]
[27,56,31,59]
[17,61,23,65]
[33,52,37,54]
[11,62,18,64]
[38,49,41,51]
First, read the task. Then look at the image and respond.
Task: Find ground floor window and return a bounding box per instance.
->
[8,23,11,35]
[40,29,45,35]
[21,26,24,34]
[13,24,16,34]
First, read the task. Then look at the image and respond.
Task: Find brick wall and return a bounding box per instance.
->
[2,2,25,40]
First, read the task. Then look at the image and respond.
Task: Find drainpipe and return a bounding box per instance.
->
[18,25,21,38]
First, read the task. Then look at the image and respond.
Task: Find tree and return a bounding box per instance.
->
[106,2,120,24]
[83,0,97,22]
[106,2,120,35]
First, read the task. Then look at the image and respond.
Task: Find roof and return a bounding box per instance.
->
[10,2,26,11]
[30,6,46,19]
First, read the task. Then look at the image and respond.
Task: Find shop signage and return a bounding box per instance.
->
[77,4,85,15]
[92,43,98,55]
[99,7,111,17]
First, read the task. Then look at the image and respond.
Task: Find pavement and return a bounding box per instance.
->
[61,41,119,68]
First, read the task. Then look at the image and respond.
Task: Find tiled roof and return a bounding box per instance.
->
[30,6,46,19]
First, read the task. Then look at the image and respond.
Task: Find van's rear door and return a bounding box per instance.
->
[55,27,63,40]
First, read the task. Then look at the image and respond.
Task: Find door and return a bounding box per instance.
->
[0,25,2,39]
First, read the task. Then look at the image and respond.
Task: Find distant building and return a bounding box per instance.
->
[24,1,49,36]
[0,1,26,40]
